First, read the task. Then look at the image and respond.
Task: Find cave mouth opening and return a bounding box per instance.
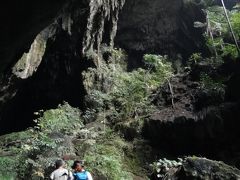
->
[0,24,100,135]
[0,56,93,136]
[0,73,86,136]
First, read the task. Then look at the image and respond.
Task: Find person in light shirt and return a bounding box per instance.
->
[50,159,73,180]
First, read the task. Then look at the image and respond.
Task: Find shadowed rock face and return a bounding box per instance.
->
[151,157,240,180]
[0,0,125,134]
[0,0,68,73]
[115,0,206,68]
[0,0,68,134]
[143,59,240,167]
[0,0,206,134]
[214,0,238,9]
[0,0,125,105]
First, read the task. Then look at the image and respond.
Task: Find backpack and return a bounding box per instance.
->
[73,171,88,180]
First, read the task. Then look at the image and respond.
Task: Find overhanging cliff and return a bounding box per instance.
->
[0,0,206,134]
[0,0,125,134]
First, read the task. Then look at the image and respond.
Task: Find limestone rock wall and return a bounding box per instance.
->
[115,0,206,68]
[0,0,126,133]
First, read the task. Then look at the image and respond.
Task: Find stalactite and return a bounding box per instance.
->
[82,0,125,55]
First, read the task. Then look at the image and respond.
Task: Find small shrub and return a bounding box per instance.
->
[150,158,183,178]
[0,103,85,179]
[143,54,173,79]
[200,74,225,92]
[188,53,203,66]
[231,12,240,40]
[204,6,240,59]
[84,133,132,180]
[35,102,84,134]
[200,73,226,101]
[222,43,239,59]
[0,157,17,179]
[83,51,173,125]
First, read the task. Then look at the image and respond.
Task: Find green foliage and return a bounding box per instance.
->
[231,12,240,40]
[0,131,34,179]
[18,103,85,177]
[0,96,147,179]
[0,176,15,180]
[84,132,132,180]
[83,50,173,124]
[108,48,127,68]
[151,158,183,178]
[200,73,226,98]
[0,157,17,179]
[109,68,152,120]
[207,6,228,30]
[143,54,173,79]
[24,133,58,156]
[202,0,214,6]
[0,130,33,154]
[188,53,203,65]
[204,6,240,59]
[144,54,161,65]
[188,52,224,67]
[35,102,83,134]
[82,51,173,179]
[0,103,85,179]
[222,43,239,59]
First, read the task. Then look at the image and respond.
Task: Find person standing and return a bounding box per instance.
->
[50,159,73,180]
[71,160,93,180]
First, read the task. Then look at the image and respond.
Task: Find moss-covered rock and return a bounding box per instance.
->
[152,157,240,180]
[181,157,240,180]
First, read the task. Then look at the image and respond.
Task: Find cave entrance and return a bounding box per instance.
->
[0,30,95,135]
[0,56,87,135]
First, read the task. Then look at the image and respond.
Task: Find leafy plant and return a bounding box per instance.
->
[84,132,132,180]
[220,0,240,53]
[143,54,173,79]
[203,5,240,58]
[188,53,203,65]
[151,158,183,178]
[35,102,83,134]
[0,157,17,179]
[231,12,240,40]
[200,73,226,99]
[222,43,239,59]
[83,50,173,125]
[0,102,86,179]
